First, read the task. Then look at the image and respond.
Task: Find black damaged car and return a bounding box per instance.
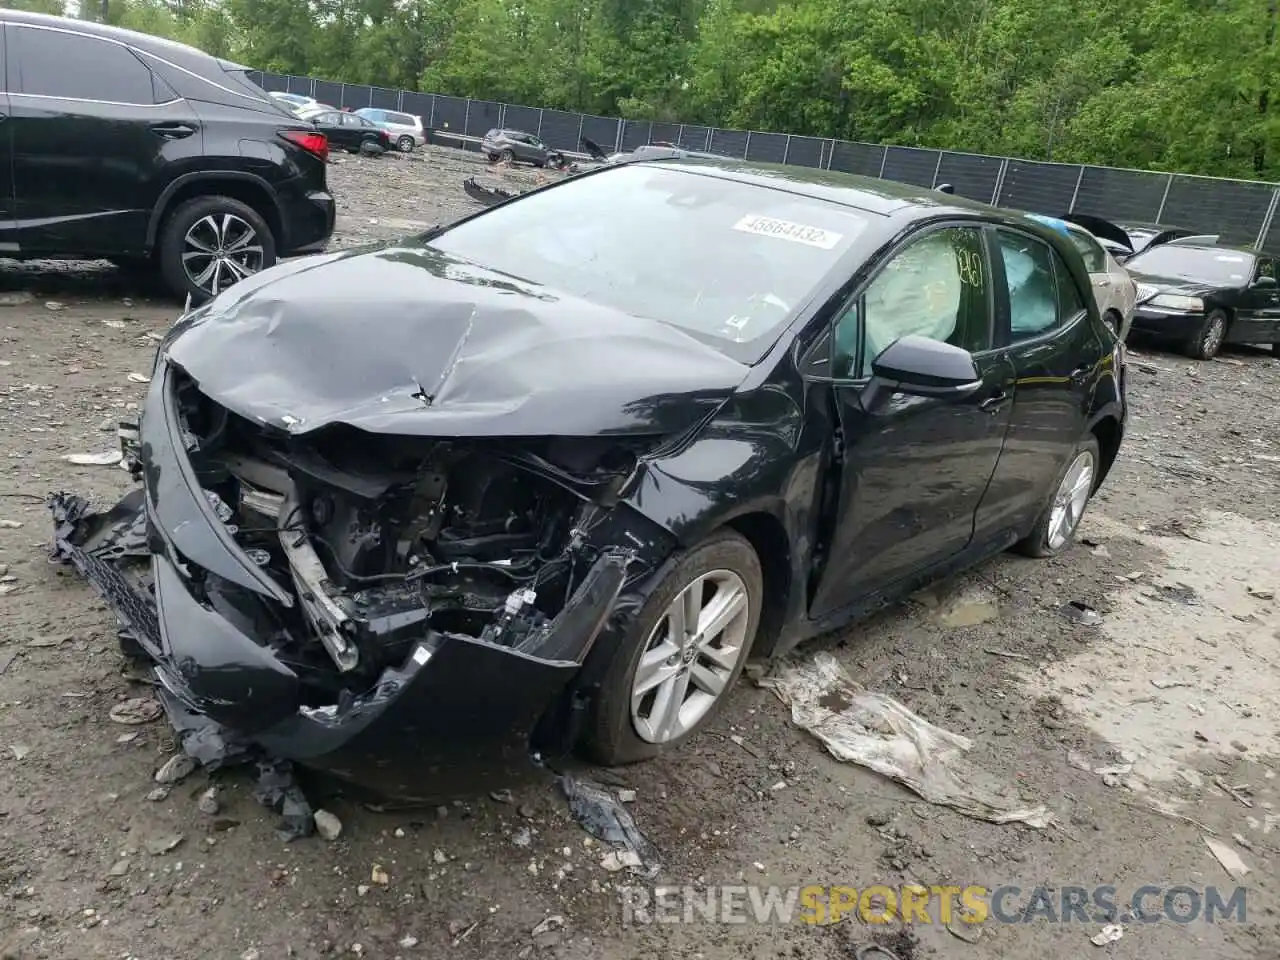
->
[1125,241,1280,359]
[55,158,1126,801]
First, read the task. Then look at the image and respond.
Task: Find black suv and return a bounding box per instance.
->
[0,11,335,301]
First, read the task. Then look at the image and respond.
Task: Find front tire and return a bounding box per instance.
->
[157,196,275,304]
[584,529,762,766]
[1185,308,1228,360]
[1014,435,1100,558]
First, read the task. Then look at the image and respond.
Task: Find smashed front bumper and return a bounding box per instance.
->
[51,363,636,801]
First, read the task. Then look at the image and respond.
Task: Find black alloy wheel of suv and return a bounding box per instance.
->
[0,11,336,302]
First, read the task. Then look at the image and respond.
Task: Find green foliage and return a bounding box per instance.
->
[19,0,1279,179]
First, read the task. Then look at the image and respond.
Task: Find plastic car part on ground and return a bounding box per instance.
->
[759,653,1053,827]
[558,774,662,878]
[463,177,521,206]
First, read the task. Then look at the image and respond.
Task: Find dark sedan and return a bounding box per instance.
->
[306,109,391,154]
[1126,242,1280,358]
[53,159,1126,801]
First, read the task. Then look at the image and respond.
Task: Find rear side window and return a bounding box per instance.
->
[390,112,415,125]
[1066,229,1108,273]
[13,27,161,105]
[996,230,1060,341]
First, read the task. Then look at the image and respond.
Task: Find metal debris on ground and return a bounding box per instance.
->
[558,774,662,877]
[1090,924,1124,946]
[1059,600,1102,626]
[108,697,162,725]
[1204,836,1251,879]
[253,758,316,842]
[759,653,1053,827]
[61,451,124,466]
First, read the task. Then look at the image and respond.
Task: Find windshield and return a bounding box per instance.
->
[428,164,869,361]
[1126,246,1253,284]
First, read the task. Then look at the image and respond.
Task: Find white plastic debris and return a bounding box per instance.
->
[1091,924,1124,946]
[1204,836,1251,879]
[127,372,151,384]
[62,450,124,466]
[760,653,1053,827]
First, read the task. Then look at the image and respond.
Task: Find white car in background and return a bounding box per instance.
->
[1028,214,1137,341]
[268,91,318,114]
[354,108,425,152]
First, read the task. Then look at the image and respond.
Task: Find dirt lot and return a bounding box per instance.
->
[2,148,1279,960]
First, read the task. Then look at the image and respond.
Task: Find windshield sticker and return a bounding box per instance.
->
[1215,255,1245,262]
[733,215,843,249]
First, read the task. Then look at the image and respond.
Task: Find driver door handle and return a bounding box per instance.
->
[979,389,1010,413]
[150,122,197,140]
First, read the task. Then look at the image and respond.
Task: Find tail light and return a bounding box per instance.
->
[280,129,329,163]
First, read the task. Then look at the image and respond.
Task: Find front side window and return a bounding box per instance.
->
[997,230,1060,340]
[833,227,991,378]
[14,27,160,105]
[429,164,870,362]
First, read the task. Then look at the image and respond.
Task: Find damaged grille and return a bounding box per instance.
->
[166,369,645,681]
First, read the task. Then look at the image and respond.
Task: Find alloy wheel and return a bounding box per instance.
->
[182,213,264,297]
[1047,450,1096,550]
[1202,313,1226,356]
[397,135,414,152]
[630,569,751,744]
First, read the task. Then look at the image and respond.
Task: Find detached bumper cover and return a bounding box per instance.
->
[50,364,636,801]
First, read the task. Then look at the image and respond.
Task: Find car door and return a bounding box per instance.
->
[975,226,1104,537]
[809,223,1017,619]
[0,24,15,253]
[8,22,202,256]
[311,111,350,149]
[340,112,375,147]
[1242,256,1280,341]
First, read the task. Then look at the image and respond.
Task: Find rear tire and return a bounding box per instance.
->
[1185,308,1228,360]
[1014,435,1101,558]
[583,529,762,766]
[396,135,415,152]
[500,148,515,163]
[157,195,275,305]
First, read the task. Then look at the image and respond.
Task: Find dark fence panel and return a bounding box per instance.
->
[935,152,1001,204]
[400,91,433,123]
[651,121,681,145]
[313,79,343,109]
[678,125,712,151]
[432,95,468,132]
[997,160,1080,214]
[259,72,288,92]
[709,128,749,159]
[785,135,824,168]
[340,84,373,109]
[370,86,399,110]
[1073,168,1168,222]
[1263,212,1280,255]
[502,104,541,136]
[582,115,620,152]
[829,141,884,178]
[1161,175,1274,248]
[465,100,502,137]
[542,110,584,151]
[620,120,651,151]
[285,75,313,95]
[745,131,788,164]
[882,146,940,187]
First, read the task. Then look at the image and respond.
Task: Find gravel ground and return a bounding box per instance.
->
[1,148,1279,960]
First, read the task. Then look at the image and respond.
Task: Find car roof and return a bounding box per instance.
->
[638,156,1004,219]
[0,9,237,65]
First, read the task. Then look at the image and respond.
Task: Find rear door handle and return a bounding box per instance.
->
[979,389,1010,413]
[1070,364,1091,383]
[150,122,197,140]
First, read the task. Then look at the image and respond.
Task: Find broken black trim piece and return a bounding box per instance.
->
[463,176,520,207]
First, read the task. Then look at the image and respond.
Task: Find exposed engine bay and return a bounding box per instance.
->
[168,370,647,695]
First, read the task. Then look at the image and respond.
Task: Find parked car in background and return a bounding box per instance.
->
[0,9,335,303]
[69,158,1125,798]
[305,109,392,154]
[1062,214,1198,263]
[481,128,563,167]
[1125,241,1280,358]
[1027,215,1137,341]
[268,91,318,114]
[354,108,424,152]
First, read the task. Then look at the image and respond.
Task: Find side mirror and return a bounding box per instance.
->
[935,183,955,195]
[1251,275,1276,289]
[867,336,983,399]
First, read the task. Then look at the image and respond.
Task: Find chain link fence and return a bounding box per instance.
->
[252,71,1280,255]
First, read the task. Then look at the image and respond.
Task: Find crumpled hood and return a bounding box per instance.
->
[164,243,749,438]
